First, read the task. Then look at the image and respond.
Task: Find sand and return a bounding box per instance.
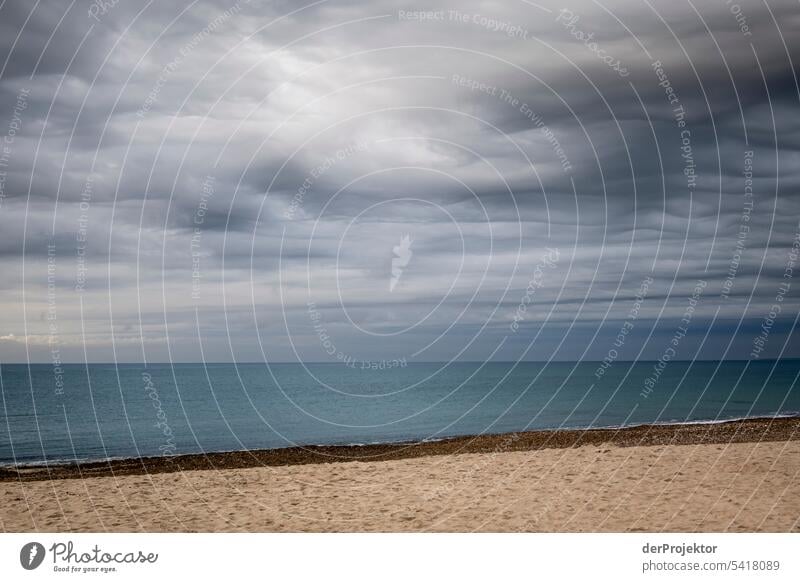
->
[2,426,800,531]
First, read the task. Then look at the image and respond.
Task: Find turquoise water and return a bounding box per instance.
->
[1,360,798,465]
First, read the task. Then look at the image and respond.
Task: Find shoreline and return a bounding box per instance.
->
[2,416,799,482]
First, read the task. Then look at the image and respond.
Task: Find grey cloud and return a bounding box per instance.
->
[0,0,798,363]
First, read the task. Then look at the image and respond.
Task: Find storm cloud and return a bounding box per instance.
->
[0,0,798,364]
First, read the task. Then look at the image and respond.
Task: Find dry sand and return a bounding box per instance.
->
[2,437,799,532]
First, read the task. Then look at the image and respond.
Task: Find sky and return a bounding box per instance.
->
[0,0,798,364]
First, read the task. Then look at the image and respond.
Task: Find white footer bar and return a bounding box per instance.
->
[1,533,797,581]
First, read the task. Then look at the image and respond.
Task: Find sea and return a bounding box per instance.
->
[1,360,798,466]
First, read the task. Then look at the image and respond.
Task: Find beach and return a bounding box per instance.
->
[2,418,799,532]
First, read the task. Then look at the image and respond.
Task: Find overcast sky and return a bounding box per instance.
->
[0,0,798,363]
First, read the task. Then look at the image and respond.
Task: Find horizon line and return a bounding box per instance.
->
[4,358,797,366]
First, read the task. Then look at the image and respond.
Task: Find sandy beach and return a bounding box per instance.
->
[2,418,799,532]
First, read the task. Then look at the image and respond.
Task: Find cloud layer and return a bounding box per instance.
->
[0,0,799,364]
